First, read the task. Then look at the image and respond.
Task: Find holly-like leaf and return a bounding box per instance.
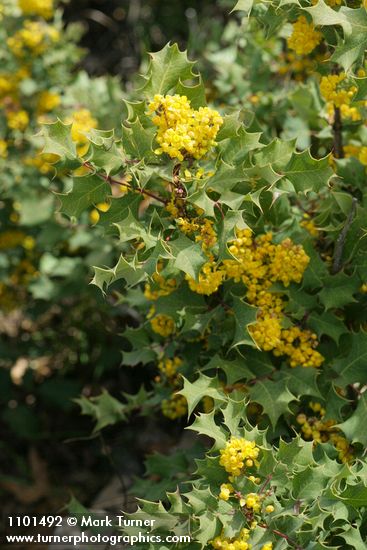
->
[187,410,228,449]
[305,3,367,70]
[337,393,367,446]
[318,272,359,311]
[169,234,208,280]
[231,0,254,13]
[231,296,258,348]
[177,374,226,417]
[56,174,110,218]
[122,118,156,161]
[308,311,347,344]
[75,390,126,432]
[284,151,332,194]
[175,76,206,109]
[114,209,158,250]
[335,482,367,508]
[248,379,297,428]
[39,119,77,160]
[141,43,197,98]
[92,254,146,291]
[333,331,367,385]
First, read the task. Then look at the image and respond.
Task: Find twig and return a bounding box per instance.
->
[332,106,344,159]
[331,197,358,274]
[83,162,168,205]
[258,522,302,549]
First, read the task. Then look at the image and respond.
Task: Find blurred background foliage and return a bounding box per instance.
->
[0,0,235,524]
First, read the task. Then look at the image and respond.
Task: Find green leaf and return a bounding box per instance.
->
[293,465,329,499]
[304,0,352,34]
[92,254,146,291]
[219,127,262,165]
[318,272,359,310]
[75,389,126,432]
[248,379,297,428]
[187,410,228,450]
[308,311,347,344]
[114,209,158,250]
[284,151,332,193]
[337,393,367,446]
[231,296,258,348]
[141,43,197,97]
[177,374,226,417]
[333,331,367,385]
[282,366,322,399]
[253,138,295,172]
[169,234,208,280]
[231,0,254,13]
[39,119,77,160]
[57,174,110,218]
[122,118,156,161]
[305,4,367,71]
[175,76,206,109]
[336,482,367,508]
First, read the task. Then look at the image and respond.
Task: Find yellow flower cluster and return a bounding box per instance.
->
[144,264,177,300]
[150,313,176,337]
[278,52,317,80]
[161,394,187,420]
[6,109,29,131]
[7,21,59,57]
[211,528,251,550]
[219,437,260,477]
[343,144,367,166]
[24,152,59,174]
[300,213,318,237]
[224,229,323,368]
[18,0,53,19]
[158,356,182,379]
[37,90,60,113]
[0,230,27,249]
[177,216,217,252]
[261,544,273,550]
[187,261,224,296]
[148,94,223,161]
[0,139,8,158]
[274,327,323,368]
[287,16,322,56]
[0,283,18,313]
[320,73,361,120]
[297,402,354,462]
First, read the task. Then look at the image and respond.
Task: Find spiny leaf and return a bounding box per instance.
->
[284,150,333,194]
[177,374,226,417]
[39,119,77,160]
[248,379,297,428]
[333,331,367,385]
[56,174,110,218]
[92,254,146,291]
[231,296,258,348]
[141,43,197,98]
[337,393,367,446]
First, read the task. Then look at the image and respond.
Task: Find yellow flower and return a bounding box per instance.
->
[219,483,233,501]
[219,437,260,477]
[186,261,224,296]
[18,0,53,19]
[150,314,176,337]
[6,110,29,131]
[148,94,223,161]
[287,16,322,55]
[8,21,59,57]
[161,394,187,419]
[37,90,61,113]
[0,139,8,158]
